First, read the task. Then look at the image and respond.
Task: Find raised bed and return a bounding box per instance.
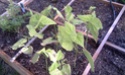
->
[0,0,125,75]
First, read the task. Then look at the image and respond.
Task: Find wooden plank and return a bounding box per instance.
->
[0,50,33,75]
[99,0,124,8]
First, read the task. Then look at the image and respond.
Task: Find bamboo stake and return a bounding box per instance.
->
[11,0,76,62]
[82,6,125,75]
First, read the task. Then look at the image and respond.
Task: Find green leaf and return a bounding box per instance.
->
[61,40,74,51]
[71,19,83,25]
[65,6,74,21]
[12,38,27,50]
[27,25,37,37]
[65,6,72,14]
[46,49,57,62]
[83,49,94,71]
[49,69,63,75]
[56,50,64,61]
[49,62,60,72]
[31,53,40,64]
[35,33,43,39]
[40,15,56,25]
[31,48,45,64]
[29,14,41,27]
[74,32,84,47]
[78,13,103,41]
[27,25,43,39]
[61,64,71,75]
[41,5,52,16]
[22,46,33,54]
[41,37,57,46]
[78,15,92,23]
[57,22,77,51]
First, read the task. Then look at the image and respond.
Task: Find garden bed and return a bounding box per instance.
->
[0,0,125,75]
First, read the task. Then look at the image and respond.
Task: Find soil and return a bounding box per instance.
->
[0,58,19,75]
[0,0,125,75]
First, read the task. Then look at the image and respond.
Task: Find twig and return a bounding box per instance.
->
[11,0,76,62]
[82,6,125,75]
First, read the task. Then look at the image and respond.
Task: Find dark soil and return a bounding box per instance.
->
[0,58,19,75]
[0,0,125,75]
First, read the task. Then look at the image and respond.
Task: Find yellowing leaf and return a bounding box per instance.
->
[12,38,27,50]
[83,49,94,71]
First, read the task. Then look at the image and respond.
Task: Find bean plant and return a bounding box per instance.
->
[12,5,102,75]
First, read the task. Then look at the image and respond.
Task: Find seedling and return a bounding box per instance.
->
[0,0,30,32]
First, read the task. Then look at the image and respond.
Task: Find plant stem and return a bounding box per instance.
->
[85,30,89,48]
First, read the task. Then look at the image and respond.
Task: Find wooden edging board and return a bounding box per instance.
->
[0,0,124,75]
[0,50,33,75]
[99,0,124,8]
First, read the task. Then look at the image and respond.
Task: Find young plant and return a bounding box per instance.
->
[12,5,102,75]
[0,0,30,32]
